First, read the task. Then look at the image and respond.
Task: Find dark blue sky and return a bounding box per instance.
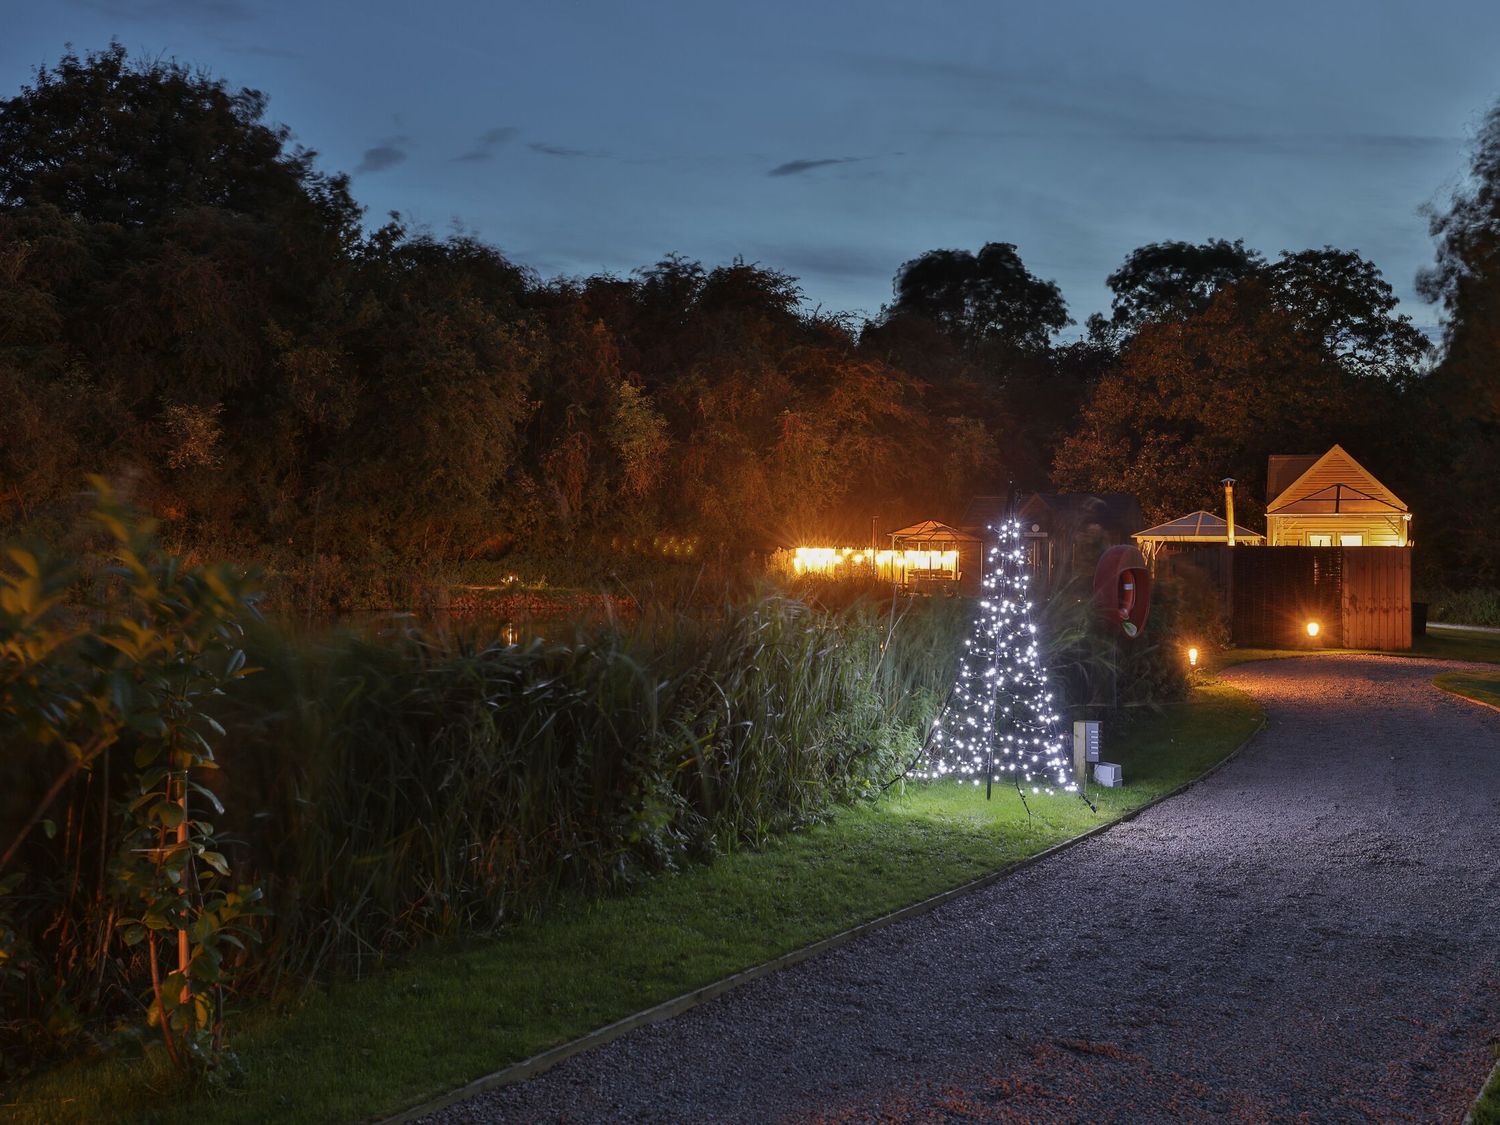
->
[8,1,1499,336]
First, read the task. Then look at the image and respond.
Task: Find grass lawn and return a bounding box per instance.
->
[7,683,1262,1125]
[1433,670,1500,710]
[1476,1063,1500,1125]
[1207,623,1500,673]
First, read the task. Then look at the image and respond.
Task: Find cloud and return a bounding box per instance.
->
[223,43,302,59]
[757,243,894,282]
[528,142,605,158]
[71,0,253,21]
[453,126,519,163]
[767,157,863,177]
[355,137,412,174]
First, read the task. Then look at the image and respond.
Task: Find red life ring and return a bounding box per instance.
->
[1093,545,1151,638]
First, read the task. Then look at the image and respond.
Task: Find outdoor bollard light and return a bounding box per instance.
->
[1188,646,1199,667]
[1306,621,1321,638]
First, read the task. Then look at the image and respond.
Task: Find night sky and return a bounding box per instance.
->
[8,0,1500,336]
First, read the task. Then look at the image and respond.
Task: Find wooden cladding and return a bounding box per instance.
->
[1228,546,1411,650]
[1152,542,1412,650]
[1338,546,1412,649]
[1232,547,1345,648]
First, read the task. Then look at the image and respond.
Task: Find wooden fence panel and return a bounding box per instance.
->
[1158,545,1233,598]
[1231,547,1344,648]
[1340,547,1411,650]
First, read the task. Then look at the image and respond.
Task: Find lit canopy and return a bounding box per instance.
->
[888,520,979,547]
[1132,510,1265,552]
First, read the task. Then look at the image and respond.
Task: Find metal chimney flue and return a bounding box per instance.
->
[1221,478,1237,547]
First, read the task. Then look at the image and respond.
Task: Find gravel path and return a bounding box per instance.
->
[425,655,1500,1124]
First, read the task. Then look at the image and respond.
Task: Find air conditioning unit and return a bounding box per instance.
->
[1094,762,1123,787]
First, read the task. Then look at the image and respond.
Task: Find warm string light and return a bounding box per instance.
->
[913,517,1076,795]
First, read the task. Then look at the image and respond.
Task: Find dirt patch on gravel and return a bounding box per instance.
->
[423,655,1500,1124]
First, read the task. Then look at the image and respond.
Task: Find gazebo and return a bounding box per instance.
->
[1131,510,1265,566]
[888,520,980,591]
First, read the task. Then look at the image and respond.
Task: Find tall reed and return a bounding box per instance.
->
[215,595,961,985]
[2,587,962,1069]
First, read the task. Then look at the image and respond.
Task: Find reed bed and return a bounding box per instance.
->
[2,592,963,1069]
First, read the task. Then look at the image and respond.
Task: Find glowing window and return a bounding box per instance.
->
[1340,534,1364,546]
[1308,534,1332,547]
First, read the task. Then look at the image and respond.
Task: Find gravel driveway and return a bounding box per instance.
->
[425,655,1500,1123]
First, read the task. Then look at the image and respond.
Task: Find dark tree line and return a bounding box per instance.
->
[1,44,1496,605]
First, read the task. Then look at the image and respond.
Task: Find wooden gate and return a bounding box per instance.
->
[1340,547,1411,649]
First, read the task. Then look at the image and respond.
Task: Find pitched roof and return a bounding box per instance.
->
[1016,492,1142,531]
[1266,444,1407,515]
[1132,510,1265,543]
[1267,455,1320,501]
[887,519,979,543]
[958,495,1011,530]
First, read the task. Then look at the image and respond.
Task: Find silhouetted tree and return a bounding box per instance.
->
[1089,238,1263,343]
[887,242,1070,352]
[1416,100,1500,580]
[0,43,357,239]
[1266,247,1429,385]
[1055,280,1399,522]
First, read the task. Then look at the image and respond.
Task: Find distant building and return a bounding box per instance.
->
[961,492,1142,591]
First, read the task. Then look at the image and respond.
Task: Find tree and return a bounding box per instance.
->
[1265,247,1429,386]
[887,242,1070,352]
[1093,239,1427,385]
[0,43,357,240]
[1091,239,1263,343]
[1415,100,1500,580]
[333,233,536,562]
[1054,281,1395,523]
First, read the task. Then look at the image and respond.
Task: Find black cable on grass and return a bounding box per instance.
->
[881,682,954,792]
[884,686,1100,816]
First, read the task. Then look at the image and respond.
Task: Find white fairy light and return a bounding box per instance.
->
[913,515,1076,795]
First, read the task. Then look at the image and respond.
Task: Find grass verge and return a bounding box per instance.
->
[6,683,1260,1125]
[1474,1060,1500,1125]
[1207,624,1500,673]
[1434,670,1500,711]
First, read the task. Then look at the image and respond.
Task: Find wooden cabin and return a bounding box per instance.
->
[961,492,1142,593]
[1265,445,1411,547]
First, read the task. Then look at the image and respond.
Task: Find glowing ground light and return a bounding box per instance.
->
[1188,646,1199,667]
[1306,621,1321,638]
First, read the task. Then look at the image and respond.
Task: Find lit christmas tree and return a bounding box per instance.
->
[914,515,1076,799]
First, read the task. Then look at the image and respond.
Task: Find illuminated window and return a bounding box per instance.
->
[1339,534,1363,546]
[1308,534,1332,547]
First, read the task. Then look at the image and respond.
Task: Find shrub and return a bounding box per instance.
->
[1420,587,1500,628]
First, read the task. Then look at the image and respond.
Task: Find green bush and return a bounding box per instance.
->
[1039,577,1191,716]
[0,486,263,1078]
[1420,587,1500,628]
